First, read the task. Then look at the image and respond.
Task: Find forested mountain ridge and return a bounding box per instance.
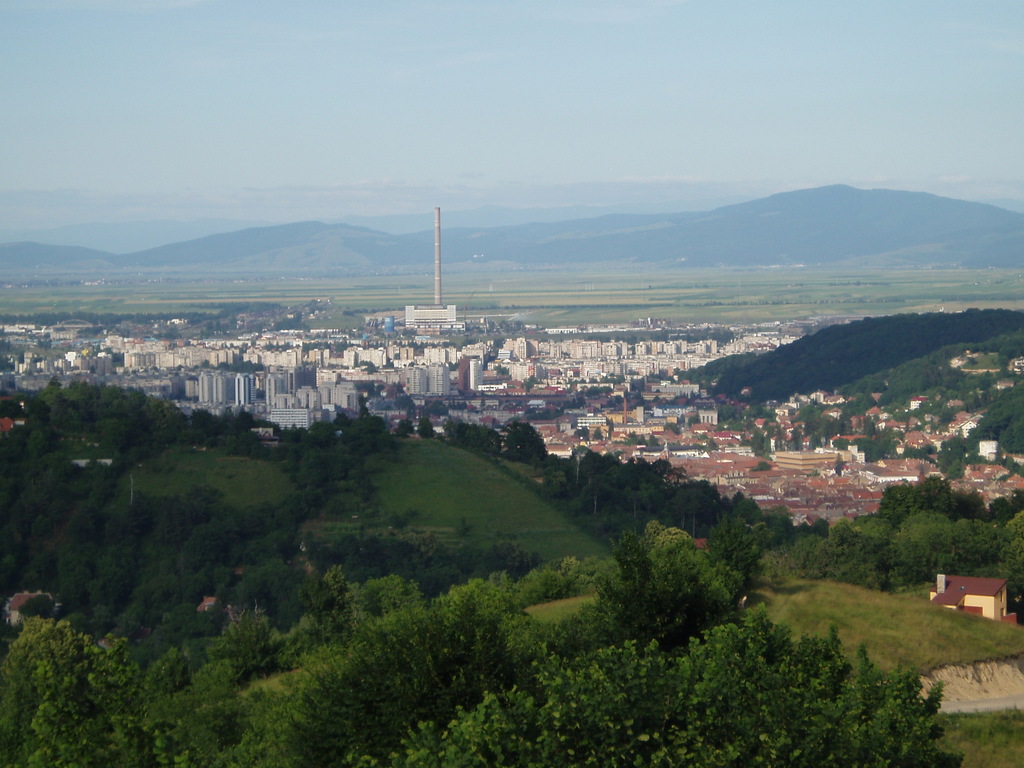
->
[702,309,1024,402]
[2,185,1022,276]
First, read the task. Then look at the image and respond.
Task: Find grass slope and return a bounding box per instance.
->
[128,447,294,508]
[526,578,1024,673]
[753,579,1024,672]
[525,594,597,623]
[372,440,607,561]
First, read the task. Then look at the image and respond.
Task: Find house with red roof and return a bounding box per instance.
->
[197,596,219,613]
[929,574,1016,623]
[3,591,54,625]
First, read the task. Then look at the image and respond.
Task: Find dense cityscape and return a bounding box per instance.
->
[5,302,1024,529]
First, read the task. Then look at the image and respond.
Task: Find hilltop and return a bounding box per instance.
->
[2,185,1023,277]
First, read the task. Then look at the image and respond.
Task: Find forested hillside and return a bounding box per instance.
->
[702,309,1024,402]
[0,382,743,649]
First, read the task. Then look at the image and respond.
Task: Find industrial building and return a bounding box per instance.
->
[404,207,464,332]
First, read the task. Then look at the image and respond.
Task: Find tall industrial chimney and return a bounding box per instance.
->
[434,207,442,306]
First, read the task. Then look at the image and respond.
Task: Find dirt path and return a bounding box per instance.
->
[940,692,1024,714]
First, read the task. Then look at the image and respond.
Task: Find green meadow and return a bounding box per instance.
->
[940,711,1024,768]
[369,440,607,561]
[526,577,1024,673]
[127,448,294,509]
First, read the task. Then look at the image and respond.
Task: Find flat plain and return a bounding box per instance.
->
[3,268,1023,325]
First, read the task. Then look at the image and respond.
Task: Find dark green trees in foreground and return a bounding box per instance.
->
[398,615,955,768]
[0,523,961,767]
[0,382,965,767]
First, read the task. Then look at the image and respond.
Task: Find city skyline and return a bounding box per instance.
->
[2,1,1023,229]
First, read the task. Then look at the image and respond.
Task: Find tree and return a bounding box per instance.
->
[289,579,534,766]
[207,610,281,684]
[416,415,435,439]
[354,573,423,618]
[1003,510,1024,608]
[300,565,354,644]
[708,514,762,592]
[501,420,547,465]
[597,521,739,651]
[0,619,163,767]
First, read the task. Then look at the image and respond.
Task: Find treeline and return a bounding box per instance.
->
[1,382,759,651]
[0,522,959,767]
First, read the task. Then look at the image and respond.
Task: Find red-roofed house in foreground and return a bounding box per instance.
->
[929,574,1016,624]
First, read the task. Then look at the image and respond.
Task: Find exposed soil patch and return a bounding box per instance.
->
[922,655,1024,702]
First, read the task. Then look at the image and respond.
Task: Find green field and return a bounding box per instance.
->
[127,448,295,508]
[368,440,607,561]
[3,268,1023,324]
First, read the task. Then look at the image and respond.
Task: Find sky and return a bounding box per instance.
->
[2,0,1023,230]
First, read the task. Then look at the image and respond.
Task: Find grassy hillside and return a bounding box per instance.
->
[525,593,597,622]
[127,447,295,508]
[752,579,1024,672]
[369,440,607,561]
[525,578,1024,673]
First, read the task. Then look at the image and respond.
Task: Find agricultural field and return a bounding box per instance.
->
[3,268,1023,325]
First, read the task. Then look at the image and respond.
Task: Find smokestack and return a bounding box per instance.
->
[434,207,442,306]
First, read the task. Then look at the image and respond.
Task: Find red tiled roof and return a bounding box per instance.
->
[931,575,1007,606]
[8,592,45,612]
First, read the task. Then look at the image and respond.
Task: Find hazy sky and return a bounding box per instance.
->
[2,0,1023,228]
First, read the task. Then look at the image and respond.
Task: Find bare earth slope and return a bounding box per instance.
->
[923,656,1024,711]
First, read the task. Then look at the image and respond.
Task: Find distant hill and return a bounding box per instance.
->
[2,185,1023,278]
[0,241,118,275]
[0,218,268,254]
[703,309,1024,402]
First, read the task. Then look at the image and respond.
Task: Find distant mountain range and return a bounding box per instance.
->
[2,185,1022,279]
